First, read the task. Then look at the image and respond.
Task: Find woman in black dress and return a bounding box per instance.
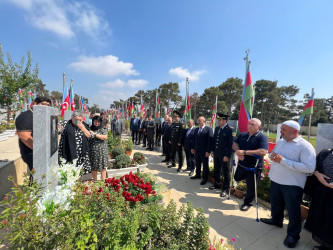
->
[304,149,333,250]
[58,111,92,173]
[89,116,108,181]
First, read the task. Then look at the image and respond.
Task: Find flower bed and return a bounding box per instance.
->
[0,168,210,249]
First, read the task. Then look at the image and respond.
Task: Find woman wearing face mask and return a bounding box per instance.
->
[58,111,92,173]
[89,116,108,181]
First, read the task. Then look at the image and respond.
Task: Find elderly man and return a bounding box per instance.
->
[191,116,213,185]
[146,115,155,151]
[260,120,316,248]
[130,114,139,144]
[210,113,233,197]
[233,118,268,211]
[183,119,196,176]
[111,115,123,137]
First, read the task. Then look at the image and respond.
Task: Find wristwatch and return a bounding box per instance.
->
[244,150,247,155]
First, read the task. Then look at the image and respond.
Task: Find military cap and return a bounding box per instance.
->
[173,110,182,118]
[216,113,230,120]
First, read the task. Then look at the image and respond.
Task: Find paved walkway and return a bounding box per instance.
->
[0,134,20,161]
[133,143,316,249]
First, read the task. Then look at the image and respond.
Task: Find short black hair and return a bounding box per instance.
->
[34,96,51,105]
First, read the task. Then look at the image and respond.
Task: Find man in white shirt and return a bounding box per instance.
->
[260,120,316,248]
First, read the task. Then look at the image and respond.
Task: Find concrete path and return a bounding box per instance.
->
[133,143,317,250]
[0,134,20,161]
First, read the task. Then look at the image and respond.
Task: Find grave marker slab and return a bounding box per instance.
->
[316,123,333,155]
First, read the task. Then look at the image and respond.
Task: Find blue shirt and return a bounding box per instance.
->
[235,131,268,167]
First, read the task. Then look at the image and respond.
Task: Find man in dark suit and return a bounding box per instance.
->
[161,114,169,156]
[142,116,149,147]
[137,117,143,145]
[146,115,155,151]
[162,117,172,164]
[130,114,139,144]
[191,116,213,185]
[183,119,196,176]
[168,110,184,171]
[210,113,233,197]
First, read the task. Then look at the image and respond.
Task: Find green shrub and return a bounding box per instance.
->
[122,138,133,152]
[107,131,121,153]
[257,159,271,202]
[0,174,210,249]
[236,180,247,191]
[111,146,125,159]
[133,152,146,165]
[114,154,131,168]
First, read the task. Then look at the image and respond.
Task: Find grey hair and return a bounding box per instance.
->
[72,110,84,118]
[188,119,195,125]
[251,118,262,127]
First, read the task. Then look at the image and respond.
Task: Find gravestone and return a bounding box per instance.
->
[33,106,59,187]
[316,123,333,155]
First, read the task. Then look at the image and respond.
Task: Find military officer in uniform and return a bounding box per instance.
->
[146,115,155,151]
[209,113,234,197]
[168,110,184,171]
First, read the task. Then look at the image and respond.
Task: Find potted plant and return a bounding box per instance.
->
[122,139,133,156]
[111,146,125,159]
[107,153,138,177]
[132,152,147,171]
[234,181,246,199]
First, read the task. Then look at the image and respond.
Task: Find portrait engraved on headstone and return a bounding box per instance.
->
[50,115,58,156]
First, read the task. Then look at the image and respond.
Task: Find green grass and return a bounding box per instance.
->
[263,132,316,147]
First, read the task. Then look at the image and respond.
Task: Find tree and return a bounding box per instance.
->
[90,104,101,114]
[197,86,226,119]
[0,43,39,121]
[219,77,243,115]
[35,79,49,97]
[298,95,329,126]
[190,92,200,121]
[50,90,62,101]
[276,85,299,122]
[158,82,183,112]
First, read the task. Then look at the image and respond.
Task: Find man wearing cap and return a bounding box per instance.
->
[191,116,213,185]
[168,110,184,171]
[210,113,233,197]
[233,118,268,211]
[146,115,155,151]
[260,120,316,248]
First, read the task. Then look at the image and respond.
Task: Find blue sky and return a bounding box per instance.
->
[1,0,332,109]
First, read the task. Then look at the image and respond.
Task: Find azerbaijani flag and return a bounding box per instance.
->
[210,96,217,128]
[298,89,314,125]
[61,85,70,117]
[140,96,144,118]
[70,84,75,111]
[28,90,33,108]
[167,108,172,116]
[156,92,160,118]
[237,53,254,134]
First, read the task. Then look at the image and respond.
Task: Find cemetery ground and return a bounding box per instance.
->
[0,134,317,249]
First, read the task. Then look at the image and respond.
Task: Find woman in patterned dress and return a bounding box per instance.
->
[58,111,92,173]
[304,149,333,250]
[89,116,108,181]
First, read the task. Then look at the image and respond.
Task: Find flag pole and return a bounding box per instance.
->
[244,49,252,119]
[63,73,66,94]
[307,88,314,141]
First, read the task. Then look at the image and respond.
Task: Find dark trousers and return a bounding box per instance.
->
[21,153,33,185]
[165,142,171,161]
[170,143,183,168]
[131,130,138,143]
[214,157,230,190]
[195,153,209,180]
[147,133,154,149]
[270,181,303,240]
[138,131,142,144]
[234,165,261,205]
[185,149,195,171]
[143,133,147,146]
[162,136,167,155]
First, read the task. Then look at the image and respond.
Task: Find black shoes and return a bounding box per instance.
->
[208,184,220,190]
[283,235,298,248]
[240,203,253,211]
[200,180,207,185]
[177,168,182,172]
[149,148,154,151]
[168,164,176,168]
[189,171,194,176]
[220,190,228,197]
[190,175,201,179]
[183,168,191,172]
[142,145,146,147]
[260,218,283,228]
[162,159,168,162]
